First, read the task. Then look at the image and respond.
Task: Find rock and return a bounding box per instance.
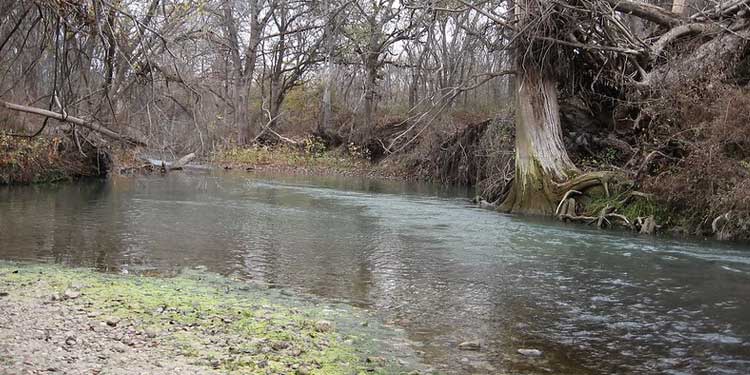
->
[314,320,333,333]
[271,341,290,351]
[64,336,77,346]
[517,348,543,357]
[366,356,386,366]
[106,317,121,327]
[145,328,159,338]
[296,366,311,375]
[458,340,481,351]
[0,291,8,297]
[63,289,80,300]
[50,293,61,301]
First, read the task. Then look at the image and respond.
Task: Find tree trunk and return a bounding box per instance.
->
[499,65,579,215]
[361,63,378,141]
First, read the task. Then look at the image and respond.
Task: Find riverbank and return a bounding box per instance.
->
[0,262,420,374]
[212,144,407,180]
[0,134,109,185]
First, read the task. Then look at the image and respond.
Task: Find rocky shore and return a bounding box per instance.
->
[0,263,419,374]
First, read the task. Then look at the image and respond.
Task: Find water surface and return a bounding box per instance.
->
[1,173,749,374]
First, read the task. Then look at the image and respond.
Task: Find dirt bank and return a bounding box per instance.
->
[0,134,110,185]
[0,262,421,374]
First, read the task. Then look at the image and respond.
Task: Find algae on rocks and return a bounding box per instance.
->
[0,262,422,374]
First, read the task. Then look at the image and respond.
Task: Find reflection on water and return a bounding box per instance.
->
[1,172,749,374]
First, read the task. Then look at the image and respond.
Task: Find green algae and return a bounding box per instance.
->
[0,262,421,374]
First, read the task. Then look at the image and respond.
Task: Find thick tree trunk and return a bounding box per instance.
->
[361,63,378,141]
[499,66,579,215]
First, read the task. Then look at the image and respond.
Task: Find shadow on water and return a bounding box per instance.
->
[1,171,749,374]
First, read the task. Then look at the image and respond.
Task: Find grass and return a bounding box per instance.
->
[0,262,417,374]
[213,140,369,172]
[586,193,668,224]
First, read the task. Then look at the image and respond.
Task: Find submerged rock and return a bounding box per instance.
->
[517,348,543,357]
[458,340,481,351]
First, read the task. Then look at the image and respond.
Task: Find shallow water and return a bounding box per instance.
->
[1,172,749,374]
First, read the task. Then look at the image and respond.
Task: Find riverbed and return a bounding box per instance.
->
[1,172,749,374]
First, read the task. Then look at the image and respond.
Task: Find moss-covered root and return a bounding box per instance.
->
[0,263,418,374]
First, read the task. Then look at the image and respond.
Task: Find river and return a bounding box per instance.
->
[1,172,749,374]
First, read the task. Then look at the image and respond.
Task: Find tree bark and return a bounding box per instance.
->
[499,65,579,215]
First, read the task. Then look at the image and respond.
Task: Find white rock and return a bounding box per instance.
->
[517,348,543,357]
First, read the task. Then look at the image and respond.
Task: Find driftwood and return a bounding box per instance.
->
[1,101,147,146]
[143,152,198,172]
[638,216,658,234]
[170,152,196,170]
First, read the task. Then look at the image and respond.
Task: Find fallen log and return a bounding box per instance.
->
[170,152,196,170]
[1,101,147,146]
[142,152,202,172]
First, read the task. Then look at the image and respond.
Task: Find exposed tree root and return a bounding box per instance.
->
[510,170,660,233]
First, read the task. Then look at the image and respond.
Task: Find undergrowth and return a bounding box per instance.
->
[214,137,368,172]
[0,134,68,184]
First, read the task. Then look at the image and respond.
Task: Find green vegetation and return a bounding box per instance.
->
[214,139,369,173]
[586,194,668,224]
[0,134,69,184]
[0,262,416,374]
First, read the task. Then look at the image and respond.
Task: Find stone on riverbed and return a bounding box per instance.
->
[458,340,481,350]
[314,320,334,333]
[63,289,81,300]
[517,348,543,357]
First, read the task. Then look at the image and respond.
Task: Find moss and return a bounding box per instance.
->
[0,262,415,374]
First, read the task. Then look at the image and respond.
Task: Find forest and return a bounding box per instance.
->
[2,0,750,238]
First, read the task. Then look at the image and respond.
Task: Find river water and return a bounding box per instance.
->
[1,173,749,374]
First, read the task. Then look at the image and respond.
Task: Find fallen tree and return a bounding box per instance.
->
[1,101,147,147]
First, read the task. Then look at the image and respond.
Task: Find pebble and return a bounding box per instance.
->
[517,348,543,357]
[458,340,481,351]
[106,317,121,327]
[271,341,290,350]
[366,356,386,366]
[64,336,77,346]
[314,320,333,333]
[63,289,81,300]
[145,328,159,338]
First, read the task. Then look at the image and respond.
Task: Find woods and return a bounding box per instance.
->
[2,0,750,238]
